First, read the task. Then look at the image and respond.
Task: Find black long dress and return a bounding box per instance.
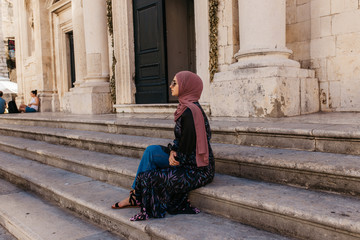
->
[132,103,215,220]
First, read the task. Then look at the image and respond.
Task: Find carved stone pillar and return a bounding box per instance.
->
[112,0,135,106]
[69,0,112,114]
[71,0,86,86]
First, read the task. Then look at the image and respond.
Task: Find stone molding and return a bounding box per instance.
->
[114,103,210,115]
[112,0,135,105]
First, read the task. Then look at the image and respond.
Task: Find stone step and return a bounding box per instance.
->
[0,179,121,240]
[0,113,360,155]
[1,151,360,240]
[0,152,289,240]
[0,225,15,240]
[0,128,360,196]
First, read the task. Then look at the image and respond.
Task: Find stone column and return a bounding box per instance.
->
[0,1,9,78]
[69,0,112,114]
[112,0,135,106]
[210,0,319,117]
[194,0,210,103]
[82,0,109,84]
[234,0,299,68]
[71,0,86,86]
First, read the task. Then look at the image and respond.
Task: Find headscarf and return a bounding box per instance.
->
[174,71,209,167]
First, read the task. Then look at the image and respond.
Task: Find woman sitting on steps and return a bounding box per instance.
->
[19,90,39,113]
[111,71,215,221]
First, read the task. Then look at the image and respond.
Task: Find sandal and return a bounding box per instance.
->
[111,190,139,209]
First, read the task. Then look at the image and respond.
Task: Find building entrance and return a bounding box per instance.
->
[133,0,195,104]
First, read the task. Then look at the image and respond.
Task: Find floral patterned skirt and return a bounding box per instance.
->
[131,164,214,221]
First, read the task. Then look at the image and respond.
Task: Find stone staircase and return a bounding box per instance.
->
[0,112,359,239]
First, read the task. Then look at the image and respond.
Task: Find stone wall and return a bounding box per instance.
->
[286,0,360,112]
[1,0,14,80]
[217,0,239,72]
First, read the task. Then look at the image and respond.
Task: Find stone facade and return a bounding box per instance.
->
[287,0,360,112]
[217,0,239,72]
[11,0,359,116]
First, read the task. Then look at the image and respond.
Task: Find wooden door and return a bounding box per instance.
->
[133,0,168,103]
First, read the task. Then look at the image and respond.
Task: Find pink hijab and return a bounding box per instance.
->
[174,71,209,167]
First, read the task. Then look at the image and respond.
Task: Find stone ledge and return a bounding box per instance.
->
[1,114,360,155]
[1,133,360,198]
[114,103,211,115]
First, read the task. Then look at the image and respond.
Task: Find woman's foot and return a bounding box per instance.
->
[111,197,131,209]
[111,190,139,209]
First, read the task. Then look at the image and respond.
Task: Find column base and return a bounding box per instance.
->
[210,66,319,117]
[65,82,113,114]
[38,92,60,112]
[233,51,300,69]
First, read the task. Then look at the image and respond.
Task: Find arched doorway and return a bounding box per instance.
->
[133,0,195,104]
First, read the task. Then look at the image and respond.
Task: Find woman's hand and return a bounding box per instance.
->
[169,150,180,166]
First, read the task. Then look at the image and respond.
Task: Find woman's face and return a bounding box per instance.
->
[30,92,35,97]
[170,77,179,97]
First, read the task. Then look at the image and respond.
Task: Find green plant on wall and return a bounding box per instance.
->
[209,0,219,82]
[106,0,117,105]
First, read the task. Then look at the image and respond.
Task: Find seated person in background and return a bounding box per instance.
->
[19,90,39,113]
[0,91,5,114]
[8,95,19,113]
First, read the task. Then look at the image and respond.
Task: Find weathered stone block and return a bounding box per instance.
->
[311,18,321,39]
[287,0,296,7]
[38,93,59,112]
[287,41,310,61]
[311,0,331,18]
[301,77,320,114]
[218,46,225,65]
[223,0,234,27]
[332,10,360,35]
[327,55,360,81]
[311,58,327,81]
[328,80,341,108]
[310,36,335,58]
[331,0,358,14]
[340,78,360,110]
[211,67,304,117]
[320,16,332,37]
[69,86,112,114]
[319,81,329,110]
[336,32,360,55]
[296,2,311,22]
[287,5,297,24]
[224,45,236,64]
[297,0,311,5]
[227,25,237,45]
[286,20,311,43]
[218,26,228,46]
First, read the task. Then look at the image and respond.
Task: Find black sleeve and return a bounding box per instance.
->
[178,108,196,154]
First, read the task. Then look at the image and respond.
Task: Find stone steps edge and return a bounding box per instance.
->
[0,180,120,240]
[1,134,360,197]
[0,151,359,240]
[1,116,360,139]
[0,152,289,240]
